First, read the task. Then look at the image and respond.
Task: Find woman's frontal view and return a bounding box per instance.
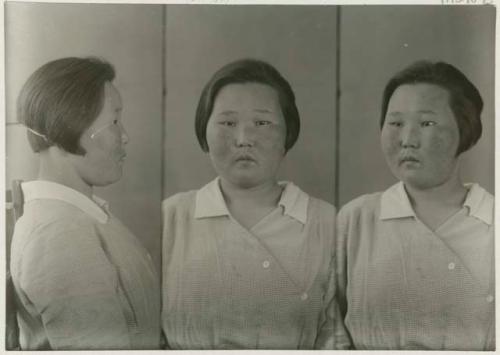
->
[337,61,494,350]
[207,82,286,199]
[162,59,349,350]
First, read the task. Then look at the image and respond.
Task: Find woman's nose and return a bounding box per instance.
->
[120,122,130,145]
[235,124,255,147]
[400,123,420,148]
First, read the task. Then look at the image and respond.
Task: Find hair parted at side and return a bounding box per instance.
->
[195,58,301,153]
[17,56,116,154]
[380,60,483,156]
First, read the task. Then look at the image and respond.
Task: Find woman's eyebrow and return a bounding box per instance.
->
[417,109,437,115]
[387,111,402,117]
[216,110,237,116]
[254,108,273,114]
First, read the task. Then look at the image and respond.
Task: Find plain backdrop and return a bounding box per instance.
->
[4,4,496,270]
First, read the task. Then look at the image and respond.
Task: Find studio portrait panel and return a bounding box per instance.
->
[336,5,495,351]
[3,2,496,351]
[5,3,163,350]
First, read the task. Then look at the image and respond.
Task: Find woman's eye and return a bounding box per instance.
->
[387,121,402,127]
[256,120,272,126]
[421,121,436,127]
[219,121,236,127]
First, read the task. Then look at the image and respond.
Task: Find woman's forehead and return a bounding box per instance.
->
[104,82,123,109]
[212,83,281,112]
[388,83,451,111]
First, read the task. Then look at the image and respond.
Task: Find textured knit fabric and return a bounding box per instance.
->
[337,182,494,350]
[162,178,351,349]
[10,180,161,350]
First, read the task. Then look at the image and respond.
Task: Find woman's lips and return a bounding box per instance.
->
[399,156,420,165]
[235,154,256,162]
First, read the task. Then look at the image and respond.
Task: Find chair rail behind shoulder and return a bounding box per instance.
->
[6,179,23,350]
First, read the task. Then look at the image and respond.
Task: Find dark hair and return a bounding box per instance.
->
[195,58,300,153]
[17,57,116,154]
[380,60,483,156]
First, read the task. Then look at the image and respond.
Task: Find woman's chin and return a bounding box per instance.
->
[233,179,260,189]
[222,174,266,190]
[401,175,449,191]
[87,170,123,187]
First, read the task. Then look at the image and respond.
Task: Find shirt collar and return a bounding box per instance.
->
[278,181,309,224]
[380,181,415,220]
[194,177,309,224]
[380,181,493,225]
[194,178,230,219]
[462,183,493,225]
[22,180,109,223]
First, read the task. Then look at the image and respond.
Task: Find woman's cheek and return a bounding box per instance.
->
[262,126,286,151]
[436,128,458,152]
[381,130,398,158]
[208,131,232,158]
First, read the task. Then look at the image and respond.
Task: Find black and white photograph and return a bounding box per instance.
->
[3,1,496,351]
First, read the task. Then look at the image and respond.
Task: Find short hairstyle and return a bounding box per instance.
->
[195,59,300,153]
[380,60,483,156]
[17,57,116,155]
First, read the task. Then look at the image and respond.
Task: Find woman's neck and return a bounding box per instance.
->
[219,177,283,208]
[37,148,93,199]
[218,177,284,230]
[404,169,468,231]
[405,172,467,210]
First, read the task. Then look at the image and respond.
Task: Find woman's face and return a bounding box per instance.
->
[381,83,461,190]
[71,82,129,187]
[206,82,287,189]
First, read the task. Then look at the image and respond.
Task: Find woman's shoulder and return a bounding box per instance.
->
[338,191,384,217]
[12,202,101,267]
[307,195,337,217]
[162,190,198,215]
[281,182,337,219]
[18,199,97,235]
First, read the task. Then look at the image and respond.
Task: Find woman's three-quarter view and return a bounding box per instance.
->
[337,61,494,350]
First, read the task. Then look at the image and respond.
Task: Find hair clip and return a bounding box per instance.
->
[25,126,49,142]
[90,122,114,139]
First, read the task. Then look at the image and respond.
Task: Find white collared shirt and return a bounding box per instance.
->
[10,180,161,350]
[162,178,350,349]
[337,182,494,350]
[21,180,109,223]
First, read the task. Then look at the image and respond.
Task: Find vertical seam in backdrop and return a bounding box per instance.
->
[160,4,167,320]
[334,6,342,209]
[161,5,167,202]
